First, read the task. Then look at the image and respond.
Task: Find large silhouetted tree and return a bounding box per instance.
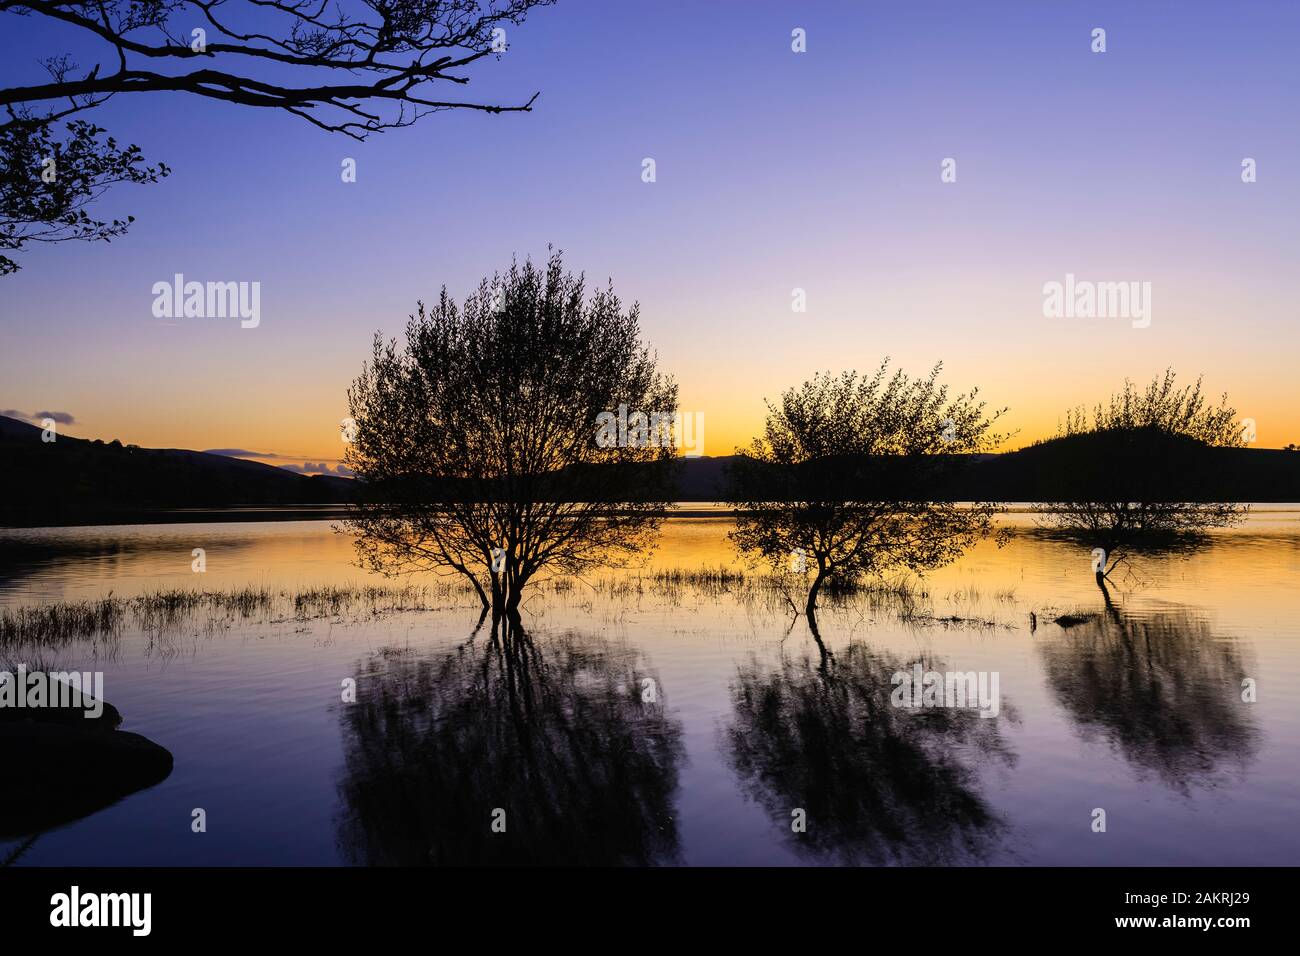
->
[0,0,553,272]
[727,360,1007,626]
[1041,370,1248,589]
[337,618,685,865]
[342,249,679,615]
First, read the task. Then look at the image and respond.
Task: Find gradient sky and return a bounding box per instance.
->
[2,0,1299,467]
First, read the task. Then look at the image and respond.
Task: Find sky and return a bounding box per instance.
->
[2,0,1299,468]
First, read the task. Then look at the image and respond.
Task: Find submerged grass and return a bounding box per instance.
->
[0,597,125,646]
[576,565,945,622]
[649,566,749,593]
[0,583,451,647]
[1,563,1020,647]
[292,584,440,618]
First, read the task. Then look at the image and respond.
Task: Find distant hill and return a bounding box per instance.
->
[2,415,1297,527]
[950,432,1300,502]
[0,415,353,526]
[678,436,1300,503]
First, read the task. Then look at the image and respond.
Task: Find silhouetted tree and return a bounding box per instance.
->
[0,119,168,275]
[1039,608,1258,793]
[0,0,553,272]
[342,249,679,614]
[336,617,685,865]
[727,360,1006,625]
[724,643,1015,865]
[1041,371,1248,588]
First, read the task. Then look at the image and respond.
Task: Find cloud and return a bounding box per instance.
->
[208,448,353,477]
[34,410,76,425]
[1,409,76,425]
[281,461,354,477]
[204,448,281,458]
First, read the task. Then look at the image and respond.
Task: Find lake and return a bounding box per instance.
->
[1,507,1297,865]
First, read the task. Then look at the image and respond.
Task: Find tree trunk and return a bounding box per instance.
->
[490,577,505,618]
[468,575,489,610]
[491,572,529,618]
[1095,570,1119,616]
[805,570,825,618]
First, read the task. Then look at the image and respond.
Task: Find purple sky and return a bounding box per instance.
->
[2,0,1298,461]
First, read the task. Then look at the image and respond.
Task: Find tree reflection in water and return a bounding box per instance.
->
[724,639,1017,865]
[336,614,685,865]
[1039,608,1259,793]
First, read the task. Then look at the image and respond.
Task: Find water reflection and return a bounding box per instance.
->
[0,535,139,597]
[0,522,362,602]
[0,514,1295,866]
[724,637,1017,865]
[1039,608,1259,793]
[335,615,685,865]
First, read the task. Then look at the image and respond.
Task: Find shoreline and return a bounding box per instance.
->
[2,502,1299,531]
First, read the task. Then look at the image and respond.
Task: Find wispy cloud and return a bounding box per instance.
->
[35,410,76,425]
[205,447,353,476]
[2,409,76,425]
[280,461,355,477]
[204,448,282,459]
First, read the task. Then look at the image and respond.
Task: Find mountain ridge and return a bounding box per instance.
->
[2,415,1298,527]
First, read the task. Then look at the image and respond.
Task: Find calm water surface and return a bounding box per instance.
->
[2,509,1298,865]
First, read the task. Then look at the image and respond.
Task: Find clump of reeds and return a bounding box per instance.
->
[941,584,1018,606]
[0,596,125,646]
[132,585,276,627]
[649,566,748,595]
[902,611,1007,630]
[292,584,435,618]
[0,583,446,647]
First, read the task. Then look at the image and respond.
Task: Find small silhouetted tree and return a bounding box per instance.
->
[725,644,1015,864]
[1037,608,1257,793]
[0,119,168,275]
[727,360,1007,628]
[342,249,678,615]
[1041,370,1248,589]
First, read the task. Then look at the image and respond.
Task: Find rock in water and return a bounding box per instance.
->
[0,684,173,838]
